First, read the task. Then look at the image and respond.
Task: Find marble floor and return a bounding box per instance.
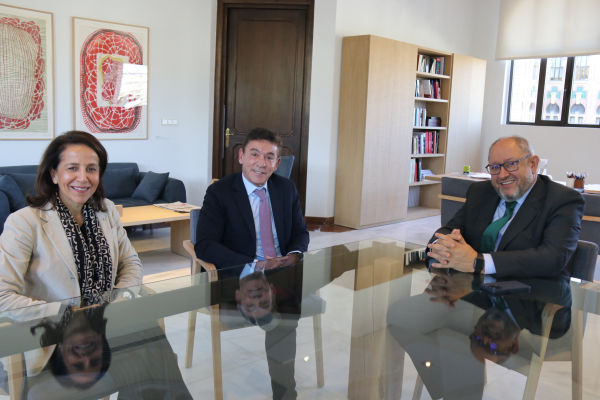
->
[115,216,600,400]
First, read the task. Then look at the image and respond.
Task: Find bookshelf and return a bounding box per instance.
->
[408,45,453,220]
[410,154,444,158]
[334,35,486,229]
[414,97,448,103]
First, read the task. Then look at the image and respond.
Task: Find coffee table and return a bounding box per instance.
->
[120,205,191,257]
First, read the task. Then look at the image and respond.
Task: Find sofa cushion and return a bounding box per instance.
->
[110,198,152,208]
[7,173,37,198]
[103,168,137,199]
[0,175,27,212]
[132,171,169,203]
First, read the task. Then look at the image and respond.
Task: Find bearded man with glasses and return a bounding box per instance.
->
[426,136,584,278]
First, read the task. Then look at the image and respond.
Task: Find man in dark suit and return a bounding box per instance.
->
[427,136,584,278]
[195,127,309,270]
[195,127,308,400]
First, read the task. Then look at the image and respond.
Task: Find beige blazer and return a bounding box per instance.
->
[0,199,143,313]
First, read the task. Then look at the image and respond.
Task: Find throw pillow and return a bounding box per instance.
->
[7,173,37,198]
[0,175,27,212]
[132,171,170,203]
[103,168,138,199]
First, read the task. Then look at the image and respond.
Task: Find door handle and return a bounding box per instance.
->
[225,128,233,148]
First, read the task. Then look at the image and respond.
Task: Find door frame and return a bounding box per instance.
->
[212,0,314,212]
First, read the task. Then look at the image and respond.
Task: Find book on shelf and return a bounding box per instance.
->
[411,131,440,154]
[413,107,427,126]
[409,160,433,183]
[422,169,433,178]
[426,116,441,127]
[415,78,442,99]
[416,55,445,75]
[414,100,428,126]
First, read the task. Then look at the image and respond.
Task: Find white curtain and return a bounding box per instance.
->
[495,0,600,60]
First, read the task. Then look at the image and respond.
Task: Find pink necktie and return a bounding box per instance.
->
[254,188,277,258]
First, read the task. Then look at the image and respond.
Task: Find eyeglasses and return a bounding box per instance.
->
[469,333,502,355]
[485,154,531,175]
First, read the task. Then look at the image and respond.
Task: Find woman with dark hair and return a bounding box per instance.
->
[0,130,142,311]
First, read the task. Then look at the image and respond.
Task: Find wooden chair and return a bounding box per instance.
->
[182,240,325,400]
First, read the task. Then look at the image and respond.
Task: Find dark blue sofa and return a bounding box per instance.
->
[0,163,186,234]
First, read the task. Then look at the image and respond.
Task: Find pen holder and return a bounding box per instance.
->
[574,179,584,189]
[566,178,575,188]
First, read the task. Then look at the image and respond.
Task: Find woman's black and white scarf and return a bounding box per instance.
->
[55,195,114,304]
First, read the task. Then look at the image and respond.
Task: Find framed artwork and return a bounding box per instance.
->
[73,17,148,140]
[0,4,54,140]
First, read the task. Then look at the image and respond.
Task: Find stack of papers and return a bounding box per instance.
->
[584,184,600,194]
[154,202,201,213]
[468,172,491,179]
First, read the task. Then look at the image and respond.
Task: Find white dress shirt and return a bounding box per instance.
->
[483,179,537,274]
[241,174,282,260]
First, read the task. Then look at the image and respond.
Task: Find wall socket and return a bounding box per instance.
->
[161,119,178,125]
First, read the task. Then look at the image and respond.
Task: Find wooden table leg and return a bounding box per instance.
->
[170,219,191,257]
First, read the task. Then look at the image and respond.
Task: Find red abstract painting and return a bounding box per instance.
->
[79,29,143,133]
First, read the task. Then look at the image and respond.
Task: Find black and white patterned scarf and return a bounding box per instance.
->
[55,195,114,304]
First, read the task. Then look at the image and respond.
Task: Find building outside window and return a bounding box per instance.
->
[575,56,590,81]
[507,54,600,127]
[549,57,564,80]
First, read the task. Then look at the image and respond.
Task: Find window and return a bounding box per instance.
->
[549,58,564,80]
[570,104,586,124]
[574,56,590,81]
[532,60,540,80]
[507,55,600,127]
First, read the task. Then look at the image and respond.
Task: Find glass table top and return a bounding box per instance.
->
[0,237,599,399]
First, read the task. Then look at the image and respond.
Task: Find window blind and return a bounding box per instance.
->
[495,0,600,60]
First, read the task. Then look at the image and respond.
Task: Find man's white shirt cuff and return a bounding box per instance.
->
[483,253,496,274]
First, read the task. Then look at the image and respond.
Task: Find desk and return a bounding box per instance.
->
[434,175,600,251]
[120,205,191,257]
[1,238,599,399]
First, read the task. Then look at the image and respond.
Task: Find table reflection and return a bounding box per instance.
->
[24,295,193,400]
[30,301,111,390]
[215,263,303,400]
[387,270,572,400]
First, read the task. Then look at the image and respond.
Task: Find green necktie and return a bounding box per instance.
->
[490,295,508,310]
[480,201,517,253]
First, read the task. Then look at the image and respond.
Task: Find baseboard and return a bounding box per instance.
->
[305,216,335,225]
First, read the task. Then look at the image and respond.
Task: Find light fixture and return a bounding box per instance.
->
[304,356,309,362]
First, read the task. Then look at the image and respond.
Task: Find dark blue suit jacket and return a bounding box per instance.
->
[427,175,584,278]
[194,172,309,269]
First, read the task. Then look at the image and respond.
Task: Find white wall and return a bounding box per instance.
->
[2,0,511,218]
[304,0,338,217]
[473,0,600,183]
[0,0,216,206]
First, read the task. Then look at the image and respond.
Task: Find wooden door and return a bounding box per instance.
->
[214,2,313,210]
